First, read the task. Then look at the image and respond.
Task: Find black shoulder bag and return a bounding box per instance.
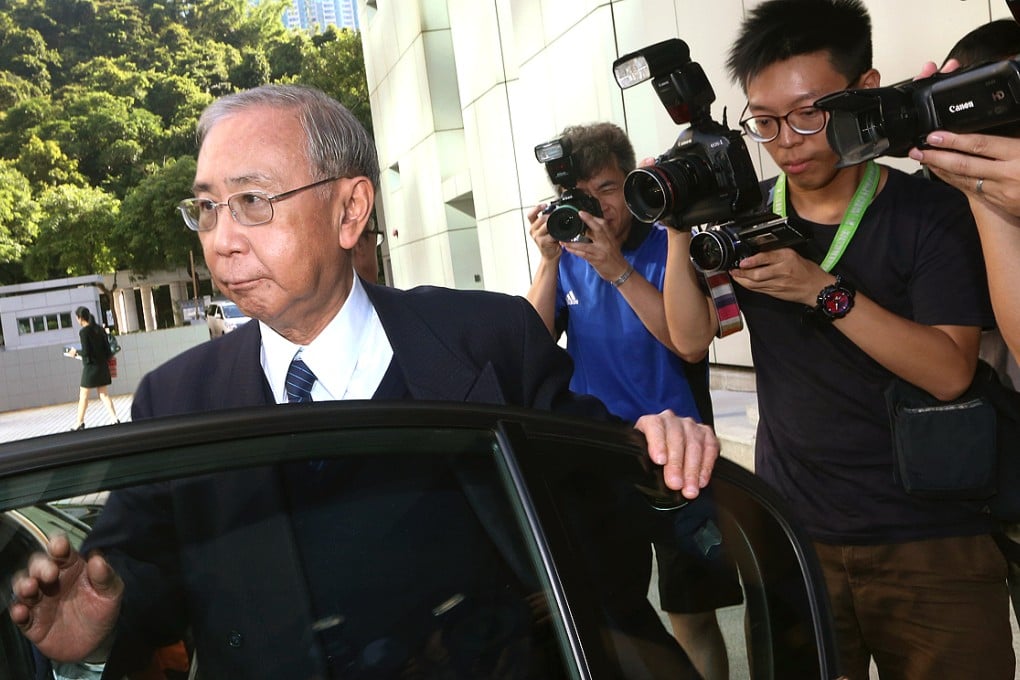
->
[885,360,1020,521]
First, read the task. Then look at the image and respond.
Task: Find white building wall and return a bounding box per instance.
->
[361,0,1010,366]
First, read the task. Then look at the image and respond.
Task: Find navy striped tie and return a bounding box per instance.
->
[285,356,317,403]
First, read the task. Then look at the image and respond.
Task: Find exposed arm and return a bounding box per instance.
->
[612,265,703,360]
[662,229,720,357]
[731,250,980,400]
[911,132,1020,363]
[968,200,1020,362]
[524,203,562,337]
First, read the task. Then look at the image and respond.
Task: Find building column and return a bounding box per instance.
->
[139,285,157,332]
[116,289,140,333]
[169,281,187,327]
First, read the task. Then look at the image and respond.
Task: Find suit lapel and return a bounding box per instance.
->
[364,284,506,405]
[223,321,275,407]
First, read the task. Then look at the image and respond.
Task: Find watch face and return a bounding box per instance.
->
[823,289,852,316]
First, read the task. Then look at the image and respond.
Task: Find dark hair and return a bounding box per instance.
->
[726,0,872,91]
[559,122,636,183]
[197,84,380,191]
[75,306,93,324]
[945,19,1020,68]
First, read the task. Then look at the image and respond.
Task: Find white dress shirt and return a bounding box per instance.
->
[259,276,394,403]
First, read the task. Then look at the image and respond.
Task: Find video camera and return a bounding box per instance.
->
[815,58,1020,167]
[612,39,810,273]
[534,137,601,242]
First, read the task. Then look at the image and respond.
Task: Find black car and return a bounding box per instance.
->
[0,403,841,678]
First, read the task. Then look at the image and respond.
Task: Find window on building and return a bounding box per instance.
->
[16,311,79,336]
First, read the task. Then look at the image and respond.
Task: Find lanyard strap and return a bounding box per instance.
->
[773,160,880,272]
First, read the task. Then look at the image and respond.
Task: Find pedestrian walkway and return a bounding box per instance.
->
[0,395,133,443]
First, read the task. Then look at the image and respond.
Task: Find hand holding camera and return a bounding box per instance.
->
[902,60,1020,220]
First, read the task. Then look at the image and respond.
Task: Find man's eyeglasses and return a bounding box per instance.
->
[739,106,829,143]
[178,176,342,232]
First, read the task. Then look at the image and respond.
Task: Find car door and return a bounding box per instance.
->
[0,403,841,679]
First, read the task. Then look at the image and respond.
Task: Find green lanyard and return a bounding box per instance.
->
[773,160,880,272]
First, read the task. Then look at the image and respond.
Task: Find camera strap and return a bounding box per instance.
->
[704,271,744,338]
[772,160,880,272]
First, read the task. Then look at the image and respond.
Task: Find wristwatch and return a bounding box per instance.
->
[611,264,635,289]
[815,274,856,321]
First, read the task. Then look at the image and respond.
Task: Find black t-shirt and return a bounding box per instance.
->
[737,167,996,544]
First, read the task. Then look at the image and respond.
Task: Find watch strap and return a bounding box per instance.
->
[611,264,635,288]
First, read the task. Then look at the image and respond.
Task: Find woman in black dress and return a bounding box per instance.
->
[69,306,120,430]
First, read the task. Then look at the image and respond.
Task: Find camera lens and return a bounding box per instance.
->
[624,158,708,224]
[690,230,735,274]
[546,205,587,242]
[624,168,674,223]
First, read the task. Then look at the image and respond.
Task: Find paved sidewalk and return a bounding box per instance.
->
[0,395,133,443]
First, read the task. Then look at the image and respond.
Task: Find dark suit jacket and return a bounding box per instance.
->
[88,283,612,678]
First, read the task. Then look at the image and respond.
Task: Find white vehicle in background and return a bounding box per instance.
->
[205,301,251,338]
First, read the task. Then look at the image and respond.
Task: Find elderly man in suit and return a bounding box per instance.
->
[11,85,718,677]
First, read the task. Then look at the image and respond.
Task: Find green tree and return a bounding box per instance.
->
[0,12,59,92]
[0,160,40,263]
[15,135,86,188]
[47,89,165,195]
[0,70,43,110]
[230,46,271,90]
[299,27,371,134]
[22,183,119,279]
[0,96,59,156]
[68,56,149,101]
[116,156,197,275]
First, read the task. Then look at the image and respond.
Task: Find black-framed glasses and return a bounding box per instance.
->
[739,105,829,143]
[178,176,342,232]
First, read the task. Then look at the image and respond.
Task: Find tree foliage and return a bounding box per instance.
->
[21,184,120,279]
[0,160,40,263]
[0,0,371,286]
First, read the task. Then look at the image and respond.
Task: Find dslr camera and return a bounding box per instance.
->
[815,58,1020,167]
[534,137,601,242]
[613,39,809,273]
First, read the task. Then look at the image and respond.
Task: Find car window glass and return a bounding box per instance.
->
[0,426,578,679]
[517,433,837,679]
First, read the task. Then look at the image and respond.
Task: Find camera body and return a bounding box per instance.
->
[534,137,602,242]
[816,58,1020,167]
[613,39,765,228]
[613,39,807,271]
[690,215,813,274]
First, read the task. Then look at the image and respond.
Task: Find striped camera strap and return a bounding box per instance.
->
[704,271,743,337]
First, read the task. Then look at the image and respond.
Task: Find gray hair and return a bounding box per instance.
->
[196,84,380,190]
